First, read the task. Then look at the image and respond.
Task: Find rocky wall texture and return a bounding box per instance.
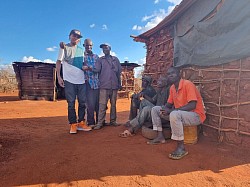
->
[144,26,174,86]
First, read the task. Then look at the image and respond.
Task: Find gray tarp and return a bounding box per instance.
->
[174,0,250,67]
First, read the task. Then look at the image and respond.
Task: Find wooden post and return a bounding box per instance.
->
[52,68,57,101]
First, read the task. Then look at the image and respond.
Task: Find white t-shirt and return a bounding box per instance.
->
[57,46,85,84]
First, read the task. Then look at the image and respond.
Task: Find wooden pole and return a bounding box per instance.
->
[52,68,57,101]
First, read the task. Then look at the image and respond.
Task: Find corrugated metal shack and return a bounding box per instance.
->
[132,0,250,146]
[13,62,59,101]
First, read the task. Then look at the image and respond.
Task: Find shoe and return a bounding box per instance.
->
[70,123,78,134]
[103,121,110,126]
[168,151,189,160]
[77,121,92,131]
[93,124,103,130]
[110,121,121,126]
[88,124,96,128]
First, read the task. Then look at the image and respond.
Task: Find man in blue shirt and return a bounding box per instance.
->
[82,39,100,127]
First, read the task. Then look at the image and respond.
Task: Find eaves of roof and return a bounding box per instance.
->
[131,0,198,43]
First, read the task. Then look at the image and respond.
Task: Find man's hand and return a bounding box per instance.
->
[138,92,144,98]
[59,42,65,49]
[57,76,64,87]
[160,106,172,115]
[82,66,89,71]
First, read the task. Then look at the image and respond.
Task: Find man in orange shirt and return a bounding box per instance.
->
[149,67,206,160]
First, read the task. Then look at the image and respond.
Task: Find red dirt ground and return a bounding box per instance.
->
[0,92,250,187]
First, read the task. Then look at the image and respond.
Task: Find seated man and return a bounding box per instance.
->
[128,75,156,121]
[149,67,206,160]
[119,76,170,137]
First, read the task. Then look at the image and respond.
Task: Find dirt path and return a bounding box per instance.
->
[0,93,250,187]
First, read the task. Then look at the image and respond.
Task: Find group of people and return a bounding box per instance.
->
[56,29,206,160]
[56,29,122,134]
[120,67,206,159]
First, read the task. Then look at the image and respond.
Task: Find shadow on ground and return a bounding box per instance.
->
[0,112,250,186]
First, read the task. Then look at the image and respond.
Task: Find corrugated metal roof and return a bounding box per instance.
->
[13,61,55,67]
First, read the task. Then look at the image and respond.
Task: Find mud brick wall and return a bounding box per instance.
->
[144,26,174,86]
[118,66,135,98]
[182,57,250,147]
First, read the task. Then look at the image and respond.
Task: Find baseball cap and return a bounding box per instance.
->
[100,43,111,48]
[69,29,82,38]
[142,75,152,84]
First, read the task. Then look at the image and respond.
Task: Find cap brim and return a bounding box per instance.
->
[100,44,110,48]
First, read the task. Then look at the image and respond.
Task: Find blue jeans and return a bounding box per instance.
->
[86,82,99,125]
[64,81,86,124]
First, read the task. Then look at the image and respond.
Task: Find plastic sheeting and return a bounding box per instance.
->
[174,0,250,67]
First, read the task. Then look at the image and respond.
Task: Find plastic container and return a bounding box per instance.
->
[184,125,198,144]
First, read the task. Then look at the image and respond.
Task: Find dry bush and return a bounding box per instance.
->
[0,69,17,93]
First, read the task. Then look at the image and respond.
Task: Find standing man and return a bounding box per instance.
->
[92,43,122,130]
[150,67,206,159]
[56,29,91,134]
[83,39,100,127]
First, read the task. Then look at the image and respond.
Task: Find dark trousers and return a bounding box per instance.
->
[86,82,99,125]
[64,81,86,124]
[97,89,118,125]
[129,97,140,120]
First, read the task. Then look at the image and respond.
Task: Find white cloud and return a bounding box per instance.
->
[140,9,168,33]
[110,51,116,56]
[132,25,143,31]
[131,57,146,78]
[167,0,182,5]
[102,24,108,30]
[154,0,160,4]
[124,57,129,61]
[22,56,40,62]
[43,59,56,64]
[46,46,57,52]
[142,14,155,22]
[166,0,182,13]
[0,64,13,70]
[131,57,146,66]
[90,23,95,28]
[21,56,55,64]
[134,0,181,33]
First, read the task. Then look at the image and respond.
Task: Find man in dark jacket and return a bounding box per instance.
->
[129,75,156,120]
[120,76,170,137]
[92,43,122,130]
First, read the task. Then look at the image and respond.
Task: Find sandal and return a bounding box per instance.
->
[119,130,134,138]
[110,122,121,126]
[168,151,189,160]
[147,139,166,145]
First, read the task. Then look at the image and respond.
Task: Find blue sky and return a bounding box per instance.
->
[0,0,181,74]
